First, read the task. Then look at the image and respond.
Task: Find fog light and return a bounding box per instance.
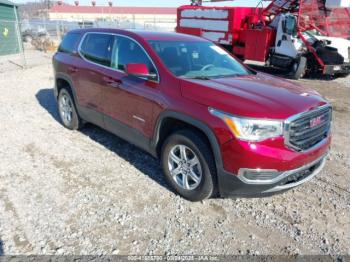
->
[238,169,282,184]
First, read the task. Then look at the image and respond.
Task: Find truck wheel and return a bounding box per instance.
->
[58,88,83,130]
[291,56,307,80]
[161,130,216,202]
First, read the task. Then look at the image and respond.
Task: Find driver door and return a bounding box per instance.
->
[101,35,161,141]
[275,15,299,58]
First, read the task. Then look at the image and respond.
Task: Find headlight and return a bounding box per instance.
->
[209,108,283,142]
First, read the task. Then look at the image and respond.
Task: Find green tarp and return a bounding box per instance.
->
[0,0,20,56]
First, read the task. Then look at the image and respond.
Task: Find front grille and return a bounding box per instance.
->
[285,105,332,151]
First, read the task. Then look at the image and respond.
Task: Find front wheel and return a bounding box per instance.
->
[161,130,216,201]
[291,56,307,80]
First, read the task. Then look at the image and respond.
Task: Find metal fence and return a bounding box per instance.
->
[0,17,176,72]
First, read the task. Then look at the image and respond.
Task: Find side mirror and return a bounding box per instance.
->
[125,63,157,81]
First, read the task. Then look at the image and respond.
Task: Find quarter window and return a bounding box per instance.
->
[58,32,81,54]
[80,33,114,67]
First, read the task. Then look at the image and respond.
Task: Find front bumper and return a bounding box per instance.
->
[218,152,328,197]
[324,64,350,75]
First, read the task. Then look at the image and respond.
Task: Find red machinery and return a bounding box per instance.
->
[177,0,350,78]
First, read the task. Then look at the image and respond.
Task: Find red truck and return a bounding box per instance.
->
[53,29,331,201]
[176,0,350,79]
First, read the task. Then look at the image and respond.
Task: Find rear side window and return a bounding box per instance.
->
[80,33,114,67]
[58,32,81,54]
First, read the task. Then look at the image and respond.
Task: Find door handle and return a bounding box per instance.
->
[68,66,78,73]
[102,76,122,87]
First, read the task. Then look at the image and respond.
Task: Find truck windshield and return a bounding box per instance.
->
[148,40,250,79]
[284,15,297,36]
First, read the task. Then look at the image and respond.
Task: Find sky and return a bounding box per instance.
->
[11,0,262,7]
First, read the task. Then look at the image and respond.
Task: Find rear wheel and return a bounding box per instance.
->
[161,130,216,201]
[291,56,307,80]
[58,88,82,130]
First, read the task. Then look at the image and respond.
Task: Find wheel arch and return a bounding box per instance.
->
[55,73,78,103]
[152,111,224,171]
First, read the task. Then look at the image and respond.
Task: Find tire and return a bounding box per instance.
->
[57,88,83,130]
[291,56,307,80]
[161,129,216,201]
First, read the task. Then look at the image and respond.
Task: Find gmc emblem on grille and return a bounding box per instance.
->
[310,116,323,128]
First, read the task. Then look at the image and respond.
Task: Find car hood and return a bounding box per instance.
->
[180,73,328,119]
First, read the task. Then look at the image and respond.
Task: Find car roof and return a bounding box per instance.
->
[69,28,209,42]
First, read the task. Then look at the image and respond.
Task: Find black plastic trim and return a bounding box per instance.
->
[103,114,154,155]
[54,73,78,101]
[218,170,290,197]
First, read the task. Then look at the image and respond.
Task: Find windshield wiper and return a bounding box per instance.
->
[185,76,212,80]
[219,74,246,78]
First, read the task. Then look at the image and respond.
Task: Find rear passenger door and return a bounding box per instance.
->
[76,32,114,126]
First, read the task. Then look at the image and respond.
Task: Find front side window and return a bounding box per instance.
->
[148,40,250,79]
[112,36,157,77]
[80,33,114,67]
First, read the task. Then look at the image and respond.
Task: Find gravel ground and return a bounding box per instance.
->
[0,62,349,256]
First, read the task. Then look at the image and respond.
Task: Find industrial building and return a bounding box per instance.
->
[48,4,177,23]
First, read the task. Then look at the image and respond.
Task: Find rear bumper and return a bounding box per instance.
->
[324,64,350,75]
[218,151,328,198]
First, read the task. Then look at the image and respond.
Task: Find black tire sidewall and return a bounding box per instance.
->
[292,56,307,80]
[161,131,215,201]
[58,89,80,130]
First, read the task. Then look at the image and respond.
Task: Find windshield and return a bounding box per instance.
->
[148,40,250,79]
[304,29,325,37]
[303,29,326,42]
[284,15,297,36]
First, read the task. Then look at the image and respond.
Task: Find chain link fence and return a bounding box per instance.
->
[0,17,176,72]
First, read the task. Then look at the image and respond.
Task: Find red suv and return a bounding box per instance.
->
[53,29,331,201]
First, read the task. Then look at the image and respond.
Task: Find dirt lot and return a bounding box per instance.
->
[0,61,349,256]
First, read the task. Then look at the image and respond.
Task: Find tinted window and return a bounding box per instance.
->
[112,36,157,75]
[80,33,114,67]
[58,32,81,54]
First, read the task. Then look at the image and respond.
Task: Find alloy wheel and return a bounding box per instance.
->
[168,144,202,190]
[59,93,73,126]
